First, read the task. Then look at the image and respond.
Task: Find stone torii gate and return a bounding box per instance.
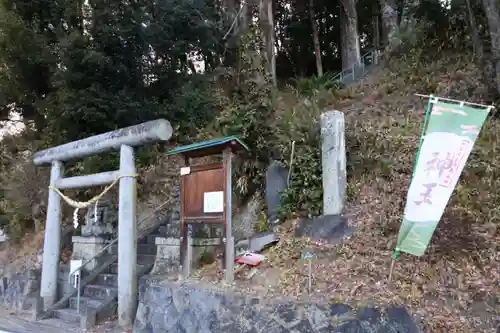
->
[33,119,173,326]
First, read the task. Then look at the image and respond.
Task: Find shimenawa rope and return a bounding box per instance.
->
[48,174,137,228]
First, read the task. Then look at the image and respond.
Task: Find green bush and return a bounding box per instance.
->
[273,97,323,219]
[291,73,342,98]
[202,76,325,219]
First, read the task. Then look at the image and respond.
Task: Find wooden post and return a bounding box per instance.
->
[180,157,190,279]
[388,250,399,283]
[185,236,193,278]
[223,149,234,282]
[388,258,396,282]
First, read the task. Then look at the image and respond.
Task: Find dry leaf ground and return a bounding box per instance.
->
[191,53,500,333]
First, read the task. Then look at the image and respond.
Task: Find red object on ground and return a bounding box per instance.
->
[235,252,265,267]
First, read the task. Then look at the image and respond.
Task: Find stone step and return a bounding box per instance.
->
[69,296,117,326]
[83,284,117,299]
[96,273,118,287]
[148,225,161,234]
[158,223,180,237]
[37,318,81,330]
[109,262,154,275]
[138,254,156,264]
[109,243,157,255]
[144,234,164,244]
[53,308,81,324]
[110,254,156,265]
[59,264,70,274]
[139,244,158,255]
[69,296,105,310]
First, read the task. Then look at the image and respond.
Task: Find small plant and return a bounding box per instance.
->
[254,211,269,233]
[198,251,216,266]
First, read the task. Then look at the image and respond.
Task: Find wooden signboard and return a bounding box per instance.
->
[167,136,249,282]
[180,163,225,222]
[179,159,229,279]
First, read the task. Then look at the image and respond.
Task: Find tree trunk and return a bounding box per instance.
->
[222,0,239,67]
[400,0,421,30]
[259,0,277,86]
[268,1,277,86]
[372,11,381,50]
[309,0,323,76]
[224,0,238,30]
[340,0,361,69]
[451,0,465,10]
[379,0,398,47]
[465,0,483,60]
[240,0,253,32]
[481,0,500,95]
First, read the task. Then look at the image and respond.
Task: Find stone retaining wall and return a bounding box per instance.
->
[133,280,421,333]
[0,269,40,311]
[0,267,72,311]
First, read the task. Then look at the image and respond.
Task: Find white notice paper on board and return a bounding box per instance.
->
[203,191,224,213]
[180,167,191,175]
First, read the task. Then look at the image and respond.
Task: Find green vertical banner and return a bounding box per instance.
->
[396,98,492,256]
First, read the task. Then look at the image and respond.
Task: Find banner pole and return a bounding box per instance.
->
[414,95,434,163]
[388,250,399,282]
[415,93,495,109]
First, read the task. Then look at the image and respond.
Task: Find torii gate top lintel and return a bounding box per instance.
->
[33,119,172,165]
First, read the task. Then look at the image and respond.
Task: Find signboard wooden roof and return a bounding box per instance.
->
[166,135,249,158]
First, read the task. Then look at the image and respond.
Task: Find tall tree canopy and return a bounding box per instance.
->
[0,0,498,146]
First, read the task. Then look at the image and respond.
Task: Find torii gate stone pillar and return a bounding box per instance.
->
[33,119,173,327]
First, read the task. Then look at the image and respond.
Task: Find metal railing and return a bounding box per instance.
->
[332,49,383,85]
[51,199,172,317]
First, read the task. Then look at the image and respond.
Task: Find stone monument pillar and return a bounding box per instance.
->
[265,161,288,225]
[294,111,350,244]
[71,197,116,272]
[320,111,346,215]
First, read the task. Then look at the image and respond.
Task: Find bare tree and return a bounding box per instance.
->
[224,0,238,28]
[222,0,241,67]
[400,0,421,30]
[481,0,500,95]
[372,2,381,49]
[379,0,398,47]
[240,0,254,32]
[309,0,323,76]
[465,0,483,60]
[259,0,277,86]
[340,0,361,69]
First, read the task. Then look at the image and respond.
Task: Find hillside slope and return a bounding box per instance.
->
[0,51,498,333]
[193,52,499,333]
[331,52,499,333]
